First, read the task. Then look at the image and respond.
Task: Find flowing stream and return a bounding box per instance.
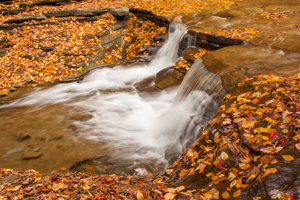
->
[0,23,224,175]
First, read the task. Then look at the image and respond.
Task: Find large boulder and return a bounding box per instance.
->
[110,7,129,20]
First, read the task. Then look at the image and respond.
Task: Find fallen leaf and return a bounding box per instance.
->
[282,155,294,161]
[222,191,230,199]
[83,185,91,190]
[52,183,64,192]
[136,190,144,200]
[221,152,229,160]
[164,193,176,200]
[233,190,241,198]
[239,163,251,170]
[263,168,277,177]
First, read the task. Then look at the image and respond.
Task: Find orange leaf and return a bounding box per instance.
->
[252,99,259,104]
[239,163,251,170]
[222,191,230,199]
[282,155,294,161]
[233,190,241,198]
[263,168,277,177]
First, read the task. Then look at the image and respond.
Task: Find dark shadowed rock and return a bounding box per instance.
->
[43,10,94,18]
[9,86,16,91]
[183,47,201,62]
[188,30,245,46]
[4,14,46,23]
[40,46,55,52]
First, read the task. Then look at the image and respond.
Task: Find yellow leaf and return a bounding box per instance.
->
[210,188,219,199]
[52,183,64,192]
[259,127,270,133]
[221,152,229,160]
[168,188,176,194]
[242,121,255,129]
[136,190,144,200]
[233,190,241,198]
[164,193,176,200]
[222,191,230,199]
[34,174,42,181]
[256,110,262,115]
[239,163,251,170]
[83,185,91,190]
[265,117,273,122]
[187,150,194,157]
[176,185,185,192]
[262,136,269,140]
[282,155,294,161]
[263,168,277,177]
[60,167,66,171]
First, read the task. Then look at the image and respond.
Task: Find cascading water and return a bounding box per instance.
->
[0,23,225,175]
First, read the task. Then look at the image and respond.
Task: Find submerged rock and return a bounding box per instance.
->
[5,146,25,156]
[11,132,30,142]
[23,147,42,159]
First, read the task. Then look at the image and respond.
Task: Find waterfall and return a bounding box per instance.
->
[159,58,226,162]
[175,58,227,105]
[0,23,226,174]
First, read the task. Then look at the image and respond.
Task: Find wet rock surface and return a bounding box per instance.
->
[183,47,201,63]
[155,66,183,90]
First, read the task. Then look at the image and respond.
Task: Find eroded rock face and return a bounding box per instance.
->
[43,10,94,18]
[4,14,46,23]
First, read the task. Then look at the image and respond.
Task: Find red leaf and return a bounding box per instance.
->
[268,132,277,139]
[278,136,285,144]
[94,194,102,200]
